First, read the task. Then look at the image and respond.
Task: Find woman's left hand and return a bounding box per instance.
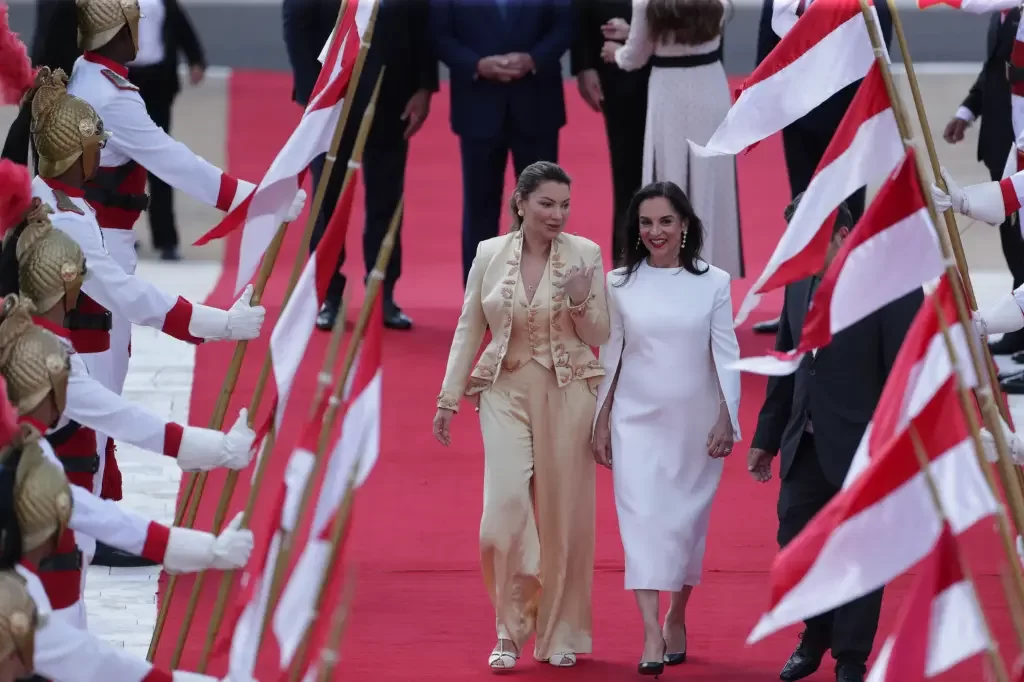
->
[707,409,735,458]
[601,41,622,64]
[565,258,596,305]
[601,18,630,41]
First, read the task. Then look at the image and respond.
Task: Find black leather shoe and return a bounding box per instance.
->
[1012,350,1024,365]
[159,247,181,262]
[780,639,825,681]
[91,542,158,568]
[754,317,780,335]
[835,661,866,682]
[315,302,339,331]
[1000,368,1024,382]
[1002,371,1024,395]
[991,330,1024,355]
[383,300,412,330]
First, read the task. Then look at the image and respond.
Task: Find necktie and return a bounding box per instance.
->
[495,0,508,19]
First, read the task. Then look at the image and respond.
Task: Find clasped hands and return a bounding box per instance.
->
[600,17,630,64]
[477,53,536,82]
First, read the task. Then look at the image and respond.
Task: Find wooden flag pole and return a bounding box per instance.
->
[312,569,358,682]
[250,201,403,660]
[857,1,1024,641]
[857,0,1024,541]
[884,0,1024,500]
[183,70,386,673]
[908,426,1011,682]
[148,1,382,663]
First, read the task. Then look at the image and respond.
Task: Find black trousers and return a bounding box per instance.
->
[601,93,646,265]
[985,159,1024,289]
[128,64,179,250]
[777,434,883,669]
[308,120,408,306]
[458,125,560,284]
[781,123,866,222]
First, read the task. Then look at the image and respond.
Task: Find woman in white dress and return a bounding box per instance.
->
[601,0,743,278]
[592,181,741,676]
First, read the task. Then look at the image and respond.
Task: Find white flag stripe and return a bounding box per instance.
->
[735,109,902,324]
[275,538,332,666]
[691,11,879,157]
[865,580,988,682]
[748,439,997,643]
[269,259,319,431]
[844,323,975,488]
[228,533,281,680]
[828,208,944,335]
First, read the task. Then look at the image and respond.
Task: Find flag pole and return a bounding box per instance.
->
[148,0,381,663]
[908,424,1011,682]
[282,202,402,682]
[857,0,1024,638]
[856,0,1024,538]
[252,200,403,662]
[313,569,358,682]
[884,0,1021,479]
[177,69,386,673]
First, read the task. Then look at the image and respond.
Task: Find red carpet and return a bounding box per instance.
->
[152,73,1018,680]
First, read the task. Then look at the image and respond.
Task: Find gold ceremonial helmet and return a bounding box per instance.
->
[26,68,109,180]
[0,296,70,420]
[1,432,73,554]
[15,200,86,316]
[0,571,41,677]
[76,0,141,54]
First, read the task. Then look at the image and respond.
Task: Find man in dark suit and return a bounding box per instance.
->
[751,0,893,335]
[284,0,439,331]
[127,0,207,262]
[570,0,648,263]
[430,0,572,284]
[942,9,1024,359]
[747,195,922,682]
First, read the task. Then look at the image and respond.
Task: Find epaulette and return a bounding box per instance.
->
[52,191,84,216]
[100,68,139,92]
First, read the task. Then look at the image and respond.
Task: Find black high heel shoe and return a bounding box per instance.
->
[664,624,687,665]
[639,640,667,677]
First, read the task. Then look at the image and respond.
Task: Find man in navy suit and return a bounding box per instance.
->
[430,0,572,284]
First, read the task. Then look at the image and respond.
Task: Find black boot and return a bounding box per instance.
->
[383,298,412,330]
[991,329,1024,355]
[754,317,780,335]
[91,541,158,568]
[780,633,826,682]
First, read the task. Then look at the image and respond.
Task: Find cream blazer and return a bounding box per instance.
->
[437,231,610,412]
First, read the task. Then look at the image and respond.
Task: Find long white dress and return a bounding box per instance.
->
[594,262,741,591]
[614,0,743,279]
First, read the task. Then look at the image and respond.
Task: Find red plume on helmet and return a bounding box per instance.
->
[0,4,35,106]
[0,160,31,236]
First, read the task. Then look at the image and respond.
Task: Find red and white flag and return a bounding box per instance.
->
[732,149,945,376]
[747,295,999,643]
[272,301,383,669]
[844,277,977,486]
[866,525,989,682]
[735,63,903,324]
[691,0,884,157]
[194,0,373,294]
[267,168,360,434]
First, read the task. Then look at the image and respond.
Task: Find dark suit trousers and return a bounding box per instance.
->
[777,434,883,667]
[985,159,1024,289]
[601,92,646,264]
[459,125,559,284]
[308,121,408,305]
[129,65,179,250]
[781,124,866,222]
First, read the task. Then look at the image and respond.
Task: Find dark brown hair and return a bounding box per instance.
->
[509,161,572,231]
[646,0,725,46]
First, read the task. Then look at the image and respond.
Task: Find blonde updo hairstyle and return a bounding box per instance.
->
[508,161,572,232]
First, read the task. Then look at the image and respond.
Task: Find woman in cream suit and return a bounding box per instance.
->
[433,161,610,671]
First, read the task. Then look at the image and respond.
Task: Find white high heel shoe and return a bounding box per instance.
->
[488,639,519,671]
[548,652,577,667]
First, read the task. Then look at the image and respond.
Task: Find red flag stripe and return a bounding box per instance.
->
[314,168,361,305]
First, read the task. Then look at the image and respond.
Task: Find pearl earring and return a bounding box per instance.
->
[518,209,524,217]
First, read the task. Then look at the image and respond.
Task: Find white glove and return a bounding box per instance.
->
[164,513,253,574]
[176,408,255,472]
[285,188,307,222]
[930,167,963,214]
[971,310,988,338]
[187,285,265,341]
[979,418,1024,465]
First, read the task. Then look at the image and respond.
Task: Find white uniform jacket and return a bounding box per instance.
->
[32,176,204,346]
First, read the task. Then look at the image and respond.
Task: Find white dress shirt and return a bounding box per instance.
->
[129,0,166,67]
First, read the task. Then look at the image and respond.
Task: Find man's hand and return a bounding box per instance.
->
[189,64,206,86]
[401,89,431,140]
[503,52,536,77]
[748,448,774,483]
[577,69,603,112]
[477,55,522,82]
[601,41,622,64]
[943,117,969,144]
